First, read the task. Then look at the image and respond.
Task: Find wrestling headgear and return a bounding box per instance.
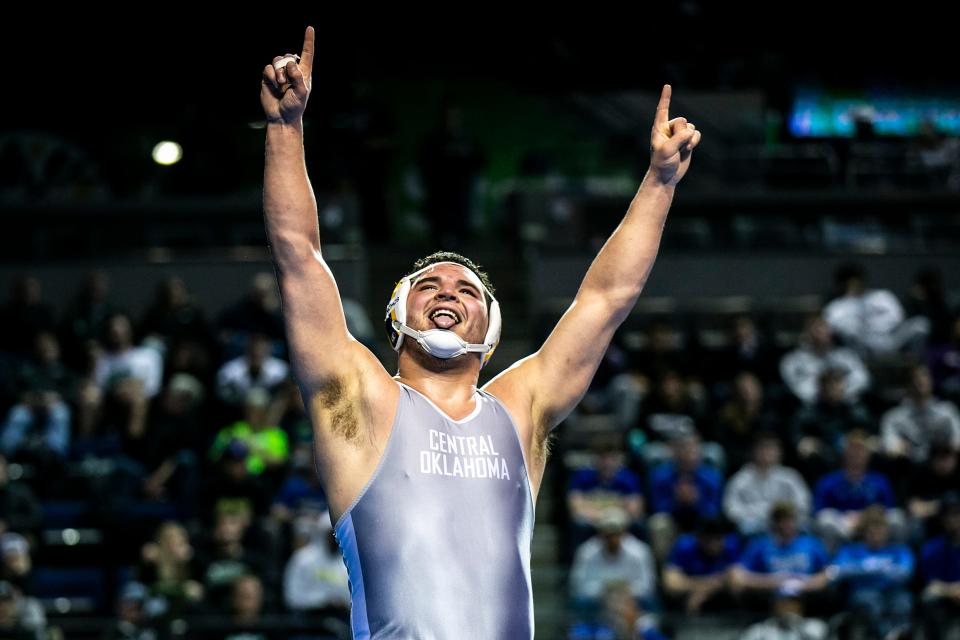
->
[384,261,501,368]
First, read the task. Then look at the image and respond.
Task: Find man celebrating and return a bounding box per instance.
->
[261,26,700,639]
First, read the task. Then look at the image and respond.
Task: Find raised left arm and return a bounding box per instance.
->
[495,85,700,442]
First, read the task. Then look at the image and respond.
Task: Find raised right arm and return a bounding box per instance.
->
[261,27,376,393]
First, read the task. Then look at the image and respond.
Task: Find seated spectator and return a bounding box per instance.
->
[814,430,904,549]
[638,370,706,444]
[731,502,829,600]
[226,573,266,627]
[0,579,46,640]
[215,333,289,409]
[13,331,79,408]
[101,581,160,640]
[569,507,657,615]
[921,494,960,640]
[137,521,204,617]
[210,388,289,479]
[196,503,272,612]
[740,583,827,640]
[93,312,164,398]
[201,442,272,520]
[569,582,667,640]
[567,440,643,549]
[0,276,56,358]
[779,315,870,405]
[822,262,929,358]
[138,276,211,348]
[0,456,40,535]
[0,533,33,595]
[647,434,724,561]
[881,364,960,464]
[216,272,285,360]
[788,369,873,479]
[58,270,117,371]
[909,443,960,534]
[711,372,779,471]
[271,442,328,525]
[723,433,811,536]
[662,517,739,614]
[0,390,70,466]
[706,315,779,389]
[827,505,914,639]
[283,511,350,617]
[929,315,960,404]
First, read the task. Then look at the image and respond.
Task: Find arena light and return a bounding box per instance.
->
[152,140,183,165]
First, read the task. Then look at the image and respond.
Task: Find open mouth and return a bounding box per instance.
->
[430,309,461,329]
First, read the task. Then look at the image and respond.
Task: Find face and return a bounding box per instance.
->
[674,436,701,468]
[754,439,781,467]
[807,317,832,349]
[405,263,489,348]
[158,524,192,563]
[864,521,889,547]
[233,576,263,616]
[700,534,725,557]
[106,315,132,349]
[735,373,762,405]
[844,439,870,469]
[772,514,798,540]
[910,367,933,397]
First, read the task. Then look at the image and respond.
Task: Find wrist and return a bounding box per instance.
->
[267,118,303,134]
[640,169,677,194]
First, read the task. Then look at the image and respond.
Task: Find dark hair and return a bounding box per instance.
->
[407,252,495,299]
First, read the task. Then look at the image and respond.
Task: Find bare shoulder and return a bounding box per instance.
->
[483,357,546,462]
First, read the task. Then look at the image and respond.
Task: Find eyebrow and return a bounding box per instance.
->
[415,276,481,293]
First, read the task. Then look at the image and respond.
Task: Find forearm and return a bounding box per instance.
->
[264,121,321,270]
[577,171,675,312]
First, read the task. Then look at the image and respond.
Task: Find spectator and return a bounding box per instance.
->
[788,368,873,479]
[569,507,657,613]
[0,456,40,535]
[711,372,779,471]
[881,364,960,463]
[137,521,204,617]
[216,272,285,359]
[648,434,723,531]
[0,579,45,640]
[731,502,829,599]
[662,518,739,614]
[196,503,272,612]
[13,331,78,405]
[921,493,960,640]
[228,573,265,626]
[569,582,668,640]
[210,388,289,478]
[929,315,960,404]
[822,262,929,358]
[201,441,272,520]
[723,433,811,536]
[0,389,70,464]
[639,370,706,444]
[138,276,211,348]
[0,276,56,358]
[283,511,349,617]
[214,333,288,409]
[814,430,904,549]
[0,533,33,594]
[567,440,643,549]
[271,442,328,524]
[59,270,117,371]
[93,312,164,398]
[740,583,827,640]
[908,443,960,531]
[707,315,779,388]
[827,505,913,639]
[101,581,160,640]
[779,315,870,405]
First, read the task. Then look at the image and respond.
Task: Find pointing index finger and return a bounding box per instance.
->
[654,84,672,128]
[299,26,315,77]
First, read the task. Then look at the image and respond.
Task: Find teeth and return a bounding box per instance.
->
[431,310,459,323]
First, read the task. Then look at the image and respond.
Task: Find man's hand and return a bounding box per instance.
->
[261,26,315,125]
[649,85,701,186]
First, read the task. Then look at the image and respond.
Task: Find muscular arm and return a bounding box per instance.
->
[490,86,700,442]
[261,28,379,393]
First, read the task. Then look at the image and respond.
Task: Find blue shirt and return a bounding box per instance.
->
[921,536,960,584]
[273,475,328,512]
[740,534,828,576]
[569,468,641,497]
[831,542,913,591]
[814,471,896,513]
[648,463,723,517]
[668,533,740,576]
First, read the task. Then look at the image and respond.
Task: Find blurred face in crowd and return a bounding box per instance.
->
[734,372,762,407]
[660,372,685,407]
[909,366,933,400]
[772,512,798,541]
[34,331,60,366]
[595,450,623,481]
[674,435,701,470]
[14,276,41,306]
[733,316,756,345]
[807,316,832,351]
[157,523,192,564]
[602,530,624,554]
[232,575,263,619]
[818,372,846,405]
[753,438,781,469]
[246,335,272,367]
[2,548,30,577]
[863,519,889,548]
[649,324,673,352]
[105,314,133,350]
[931,449,958,477]
[698,533,726,558]
[163,276,189,308]
[943,509,960,540]
[843,437,871,473]
[215,513,247,546]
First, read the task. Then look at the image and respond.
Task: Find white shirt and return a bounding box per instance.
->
[881,397,960,462]
[94,346,164,398]
[742,616,827,640]
[724,464,812,535]
[283,540,350,610]
[780,346,870,404]
[215,356,289,405]
[570,534,656,602]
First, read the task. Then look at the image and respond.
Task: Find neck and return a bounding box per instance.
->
[396,352,481,405]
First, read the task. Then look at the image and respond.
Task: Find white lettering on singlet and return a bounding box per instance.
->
[420,429,510,480]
